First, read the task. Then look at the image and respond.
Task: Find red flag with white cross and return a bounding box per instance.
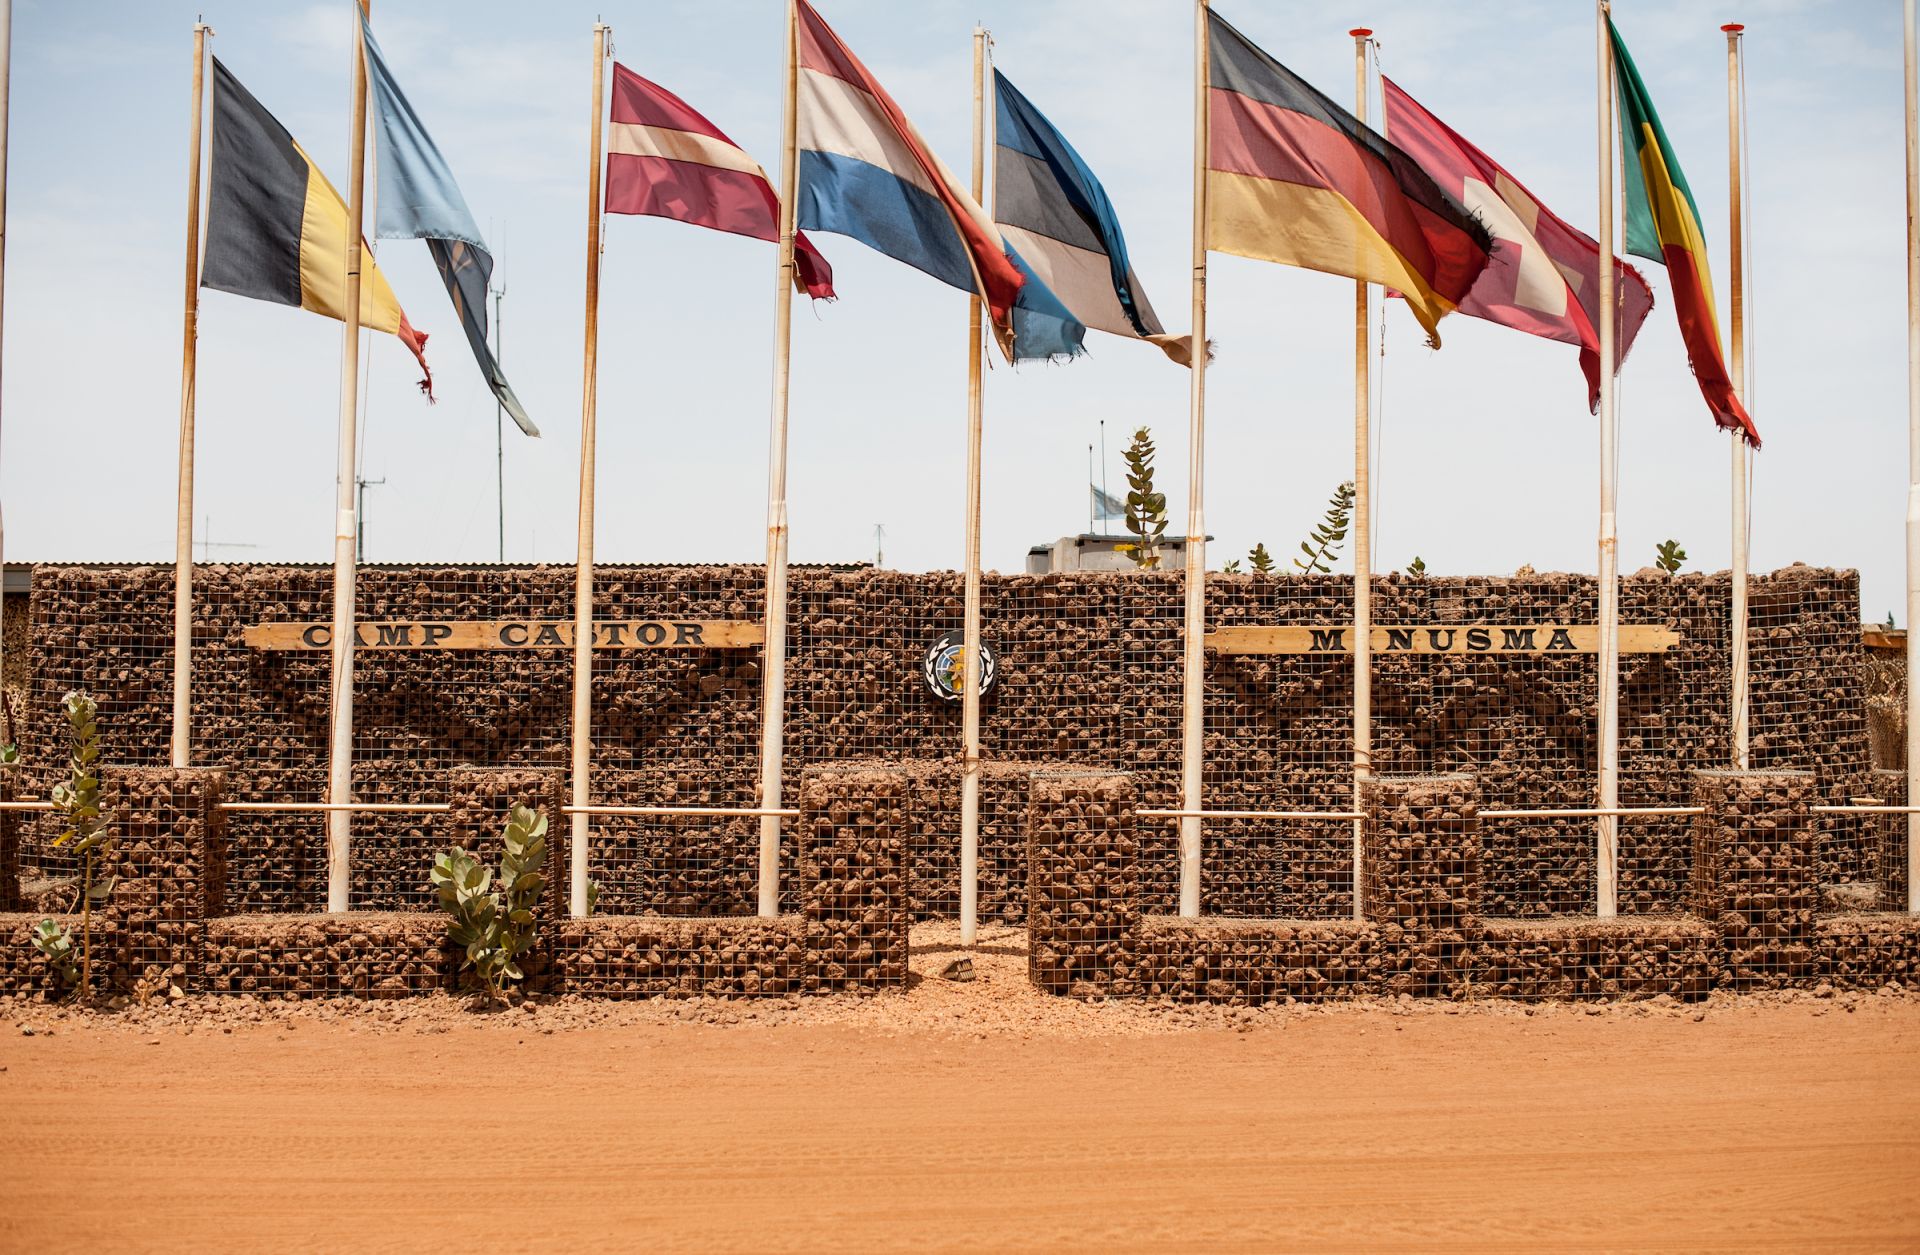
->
[1383,77,1654,411]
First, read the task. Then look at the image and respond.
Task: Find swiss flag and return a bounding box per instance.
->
[1383,77,1654,411]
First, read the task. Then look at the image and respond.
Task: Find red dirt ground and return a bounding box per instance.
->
[1,926,1915,1253]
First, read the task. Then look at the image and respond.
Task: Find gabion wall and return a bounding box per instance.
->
[17,562,1874,921]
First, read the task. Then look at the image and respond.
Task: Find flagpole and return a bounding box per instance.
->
[1178,0,1211,918]
[1724,22,1750,771]
[1349,27,1374,923]
[172,21,210,769]
[325,0,373,914]
[1904,0,1920,912]
[958,23,989,947]
[570,21,609,919]
[756,0,801,919]
[0,0,12,742]
[1595,0,1620,918]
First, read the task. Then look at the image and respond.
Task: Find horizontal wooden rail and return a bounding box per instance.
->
[218,802,452,814]
[0,799,55,811]
[1136,808,1364,822]
[1480,807,1703,819]
[563,805,800,818]
[1813,804,1920,814]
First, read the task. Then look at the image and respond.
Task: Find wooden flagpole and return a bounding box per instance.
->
[325,0,373,914]
[1595,0,1620,918]
[0,0,11,727]
[570,21,609,919]
[756,0,801,919]
[172,22,210,770]
[1904,0,1919,912]
[1178,0,1211,919]
[1350,27,1374,923]
[959,23,988,946]
[1724,22,1750,771]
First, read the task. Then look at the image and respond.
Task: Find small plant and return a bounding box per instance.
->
[29,918,79,990]
[1406,555,1428,577]
[1114,426,1168,569]
[1248,543,1276,575]
[41,692,112,998]
[1294,481,1356,576]
[1885,611,1898,630]
[430,803,548,1004]
[0,690,19,764]
[1654,539,1687,574]
[1220,558,1243,574]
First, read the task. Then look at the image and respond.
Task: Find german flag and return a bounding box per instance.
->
[1609,20,1758,447]
[1206,11,1491,345]
[201,57,430,394]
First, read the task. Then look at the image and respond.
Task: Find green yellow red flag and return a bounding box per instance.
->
[1608,18,1758,446]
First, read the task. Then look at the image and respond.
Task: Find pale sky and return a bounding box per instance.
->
[0,1,1906,618]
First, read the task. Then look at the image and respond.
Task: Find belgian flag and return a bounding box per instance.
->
[201,57,430,393]
[1609,20,1759,447]
[1205,10,1492,346]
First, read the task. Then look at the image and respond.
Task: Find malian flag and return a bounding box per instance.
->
[1610,19,1759,446]
[605,63,835,299]
[1205,10,1491,345]
[795,0,1083,363]
[1383,77,1655,412]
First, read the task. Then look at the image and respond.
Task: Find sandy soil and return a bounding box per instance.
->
[1,924,1915,1254]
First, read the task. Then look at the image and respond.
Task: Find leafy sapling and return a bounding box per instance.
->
[1406,555,1428,578]
[430,803,548,1004]
[36,692,112,999]
[1115,426,1168,570]
[1248,543,1276,575]
[1655,539,1687,574]
[1295,482,1356,576]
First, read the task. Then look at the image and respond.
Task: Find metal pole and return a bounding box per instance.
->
[1595,0,1620,918]
[1904,0,1920,912]
[0,0,13,743]
[172,22,209,769]
[958,25,988,946]
[570,22,609,919]
[494,283,505,563]
[1350,27,1373,923]
[1724,22,1750,771]
[1178,0,1211,918]
[325,0,373,914]
[755,0,801,919]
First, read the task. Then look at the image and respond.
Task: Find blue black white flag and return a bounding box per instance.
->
[993,70,1191,365]
[360,11,536,436]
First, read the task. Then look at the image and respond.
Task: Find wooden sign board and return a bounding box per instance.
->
[244,620,763,652]
[1206,624,1678,656]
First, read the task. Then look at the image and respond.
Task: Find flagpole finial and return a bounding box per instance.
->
[1721,22,1745,33]
[1349,27,1373,38]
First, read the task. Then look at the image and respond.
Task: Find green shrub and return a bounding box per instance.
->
[430,804,548,1003]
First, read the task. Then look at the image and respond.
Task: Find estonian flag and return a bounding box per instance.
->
[994,71,1191,366]
[201,57,432,393]
[360,11,535,436]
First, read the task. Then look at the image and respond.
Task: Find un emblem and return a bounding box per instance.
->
[923,630,997,703]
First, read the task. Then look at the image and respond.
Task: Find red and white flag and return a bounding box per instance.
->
[605,63,835,299]
[1383,77,1652,410]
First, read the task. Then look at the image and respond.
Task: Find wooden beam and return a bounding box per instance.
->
[1205,624,1677,656]
[244,619,763,651]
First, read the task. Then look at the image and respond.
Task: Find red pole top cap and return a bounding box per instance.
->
[1350,27,1373,38]
[1721,22,1745,32]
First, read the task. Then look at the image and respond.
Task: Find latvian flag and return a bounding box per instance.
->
[605,63,835,299]
[795,1,1083,363]
[1383,77,1654,413]
[1205,10,1491,346]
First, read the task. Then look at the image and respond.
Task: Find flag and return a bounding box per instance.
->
[1091,482,1125,522]
[1383,78,1655,411]
[605,63,834,299]
[201,57,431,393]
[1608,19,1759,446]
[795,0,1083,363]
[360,13,535,436]
[1205,11,1492,345]
[993,70,1190,365]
